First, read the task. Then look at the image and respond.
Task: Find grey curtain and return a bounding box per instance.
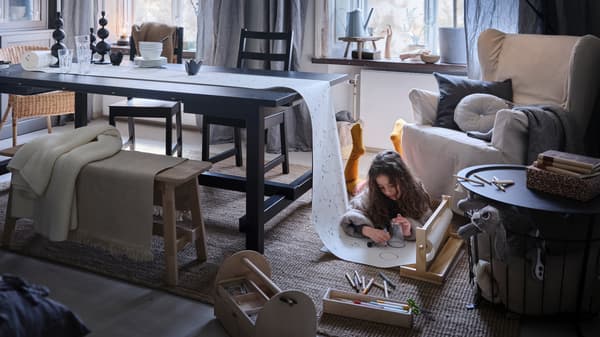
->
[464,0,519,79]
[195,0,312,152]
[61,0,93,49]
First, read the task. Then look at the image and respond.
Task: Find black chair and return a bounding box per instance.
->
[202,28,293,173]
[109,23,184,156]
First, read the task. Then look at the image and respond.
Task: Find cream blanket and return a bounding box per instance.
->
[7,125,122,241]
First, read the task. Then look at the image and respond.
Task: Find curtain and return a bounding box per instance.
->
[61,0,93,48]
[464,0,519,79]
[195,0,312,152]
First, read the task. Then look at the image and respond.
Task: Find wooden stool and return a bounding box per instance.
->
[338,36,383,59]
[152,159,212,286]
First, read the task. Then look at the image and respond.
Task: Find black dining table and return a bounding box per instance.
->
[0,63,348,253]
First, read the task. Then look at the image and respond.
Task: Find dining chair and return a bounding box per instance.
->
[109,22,184,156]
[0,45,75,147]
[202,28,294,174]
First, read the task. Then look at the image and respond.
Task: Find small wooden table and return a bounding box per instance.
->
[338,36,383,59]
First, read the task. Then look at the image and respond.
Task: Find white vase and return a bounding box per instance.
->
[439,27,466,64]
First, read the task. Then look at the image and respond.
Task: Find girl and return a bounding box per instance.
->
[340,150,432,244]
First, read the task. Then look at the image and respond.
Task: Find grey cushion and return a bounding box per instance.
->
[433,72,513,130]
[454,93,511,132]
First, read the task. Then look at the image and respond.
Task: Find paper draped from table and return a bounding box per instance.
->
[35,65,419,267]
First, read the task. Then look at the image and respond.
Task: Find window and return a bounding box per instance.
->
[112,0,197,51]
[317,0,463,59]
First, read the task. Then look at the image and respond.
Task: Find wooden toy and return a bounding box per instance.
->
[400,195,464,284]
[322,288,412,327]
[214,250,316,337]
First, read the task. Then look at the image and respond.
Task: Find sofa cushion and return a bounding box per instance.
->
[433,72,513,130]
[454,93,512,132]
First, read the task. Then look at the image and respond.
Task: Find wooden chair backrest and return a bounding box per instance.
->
[129,22,183,64]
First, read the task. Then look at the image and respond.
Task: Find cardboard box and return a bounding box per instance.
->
[526,165,600,201]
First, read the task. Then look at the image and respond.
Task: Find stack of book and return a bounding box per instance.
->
[527,150,600,201]
[533,150,600,179]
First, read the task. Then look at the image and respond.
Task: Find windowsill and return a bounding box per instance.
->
[311,57,467,76]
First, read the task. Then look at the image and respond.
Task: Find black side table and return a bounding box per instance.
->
[457,165,600,334]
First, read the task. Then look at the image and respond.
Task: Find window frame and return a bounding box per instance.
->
[314,0,463,61]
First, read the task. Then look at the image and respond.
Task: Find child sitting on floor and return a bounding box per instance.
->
[340,149,432,244]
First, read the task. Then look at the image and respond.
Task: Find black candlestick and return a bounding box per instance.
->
[50,12,66,67]
[94,11,111,64]
[89,27,97,63]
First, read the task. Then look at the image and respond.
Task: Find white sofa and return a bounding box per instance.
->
[401,28,600,206]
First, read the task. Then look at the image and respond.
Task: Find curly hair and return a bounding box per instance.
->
[365,150,431,226]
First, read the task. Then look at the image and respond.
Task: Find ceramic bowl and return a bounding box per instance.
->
[420,54,440,64]
[185,59,202,75]
[138,41,163,60]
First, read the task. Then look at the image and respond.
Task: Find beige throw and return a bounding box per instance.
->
[72,151,185,260]
[7,125,123,241]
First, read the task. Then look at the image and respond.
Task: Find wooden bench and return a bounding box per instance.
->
[1,146,212,286]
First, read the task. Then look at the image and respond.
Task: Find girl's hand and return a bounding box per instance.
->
[391,214,412,237]
[362,226,391,243]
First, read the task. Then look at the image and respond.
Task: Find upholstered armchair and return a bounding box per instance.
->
[401,29,600,205]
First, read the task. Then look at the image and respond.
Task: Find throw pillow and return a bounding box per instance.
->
[433,72,513,130]
[454,93,512,133]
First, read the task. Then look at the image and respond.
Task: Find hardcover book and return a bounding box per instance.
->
[537,150,600,173]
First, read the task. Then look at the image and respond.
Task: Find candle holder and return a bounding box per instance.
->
[89,27,97,63]
[50,12,66,68]
[94,11,111,64]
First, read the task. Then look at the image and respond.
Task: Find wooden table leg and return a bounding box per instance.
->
[371,40,377,50]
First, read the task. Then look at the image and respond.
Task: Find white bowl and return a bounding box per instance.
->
[138,41,163,60]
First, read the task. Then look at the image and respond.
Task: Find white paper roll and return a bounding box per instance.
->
[21,51,57,71]
[425,207,453,262]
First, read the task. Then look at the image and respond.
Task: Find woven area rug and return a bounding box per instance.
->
[0,158,519,337]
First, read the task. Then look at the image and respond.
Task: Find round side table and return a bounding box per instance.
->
[457,164,600,334]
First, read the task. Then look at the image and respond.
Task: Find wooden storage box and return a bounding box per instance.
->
[214,250,316,337]
[526,165,600,201]
[322,288,413,328]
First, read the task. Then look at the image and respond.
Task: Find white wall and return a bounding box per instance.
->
[359,70,437,150]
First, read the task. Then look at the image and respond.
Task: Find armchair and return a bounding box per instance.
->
[401,29,600,205]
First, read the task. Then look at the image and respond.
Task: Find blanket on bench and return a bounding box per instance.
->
[8,125,122,241]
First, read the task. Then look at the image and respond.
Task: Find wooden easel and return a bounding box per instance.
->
[400,195,464,285]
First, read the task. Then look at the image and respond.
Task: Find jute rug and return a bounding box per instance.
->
[0,157,519,337]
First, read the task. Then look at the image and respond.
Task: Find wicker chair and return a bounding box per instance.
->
[0,45,75,146]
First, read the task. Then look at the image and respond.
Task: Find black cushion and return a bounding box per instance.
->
[433,72,513,130]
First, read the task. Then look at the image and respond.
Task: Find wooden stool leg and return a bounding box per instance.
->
[187,180,207,262]
[160,183,178,286]
[12,116,17,147]
[2,188,16,247]
[343,41,350,58]
[46,116,53,133]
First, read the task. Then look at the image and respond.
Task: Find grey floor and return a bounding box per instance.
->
[0,120,598,337]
